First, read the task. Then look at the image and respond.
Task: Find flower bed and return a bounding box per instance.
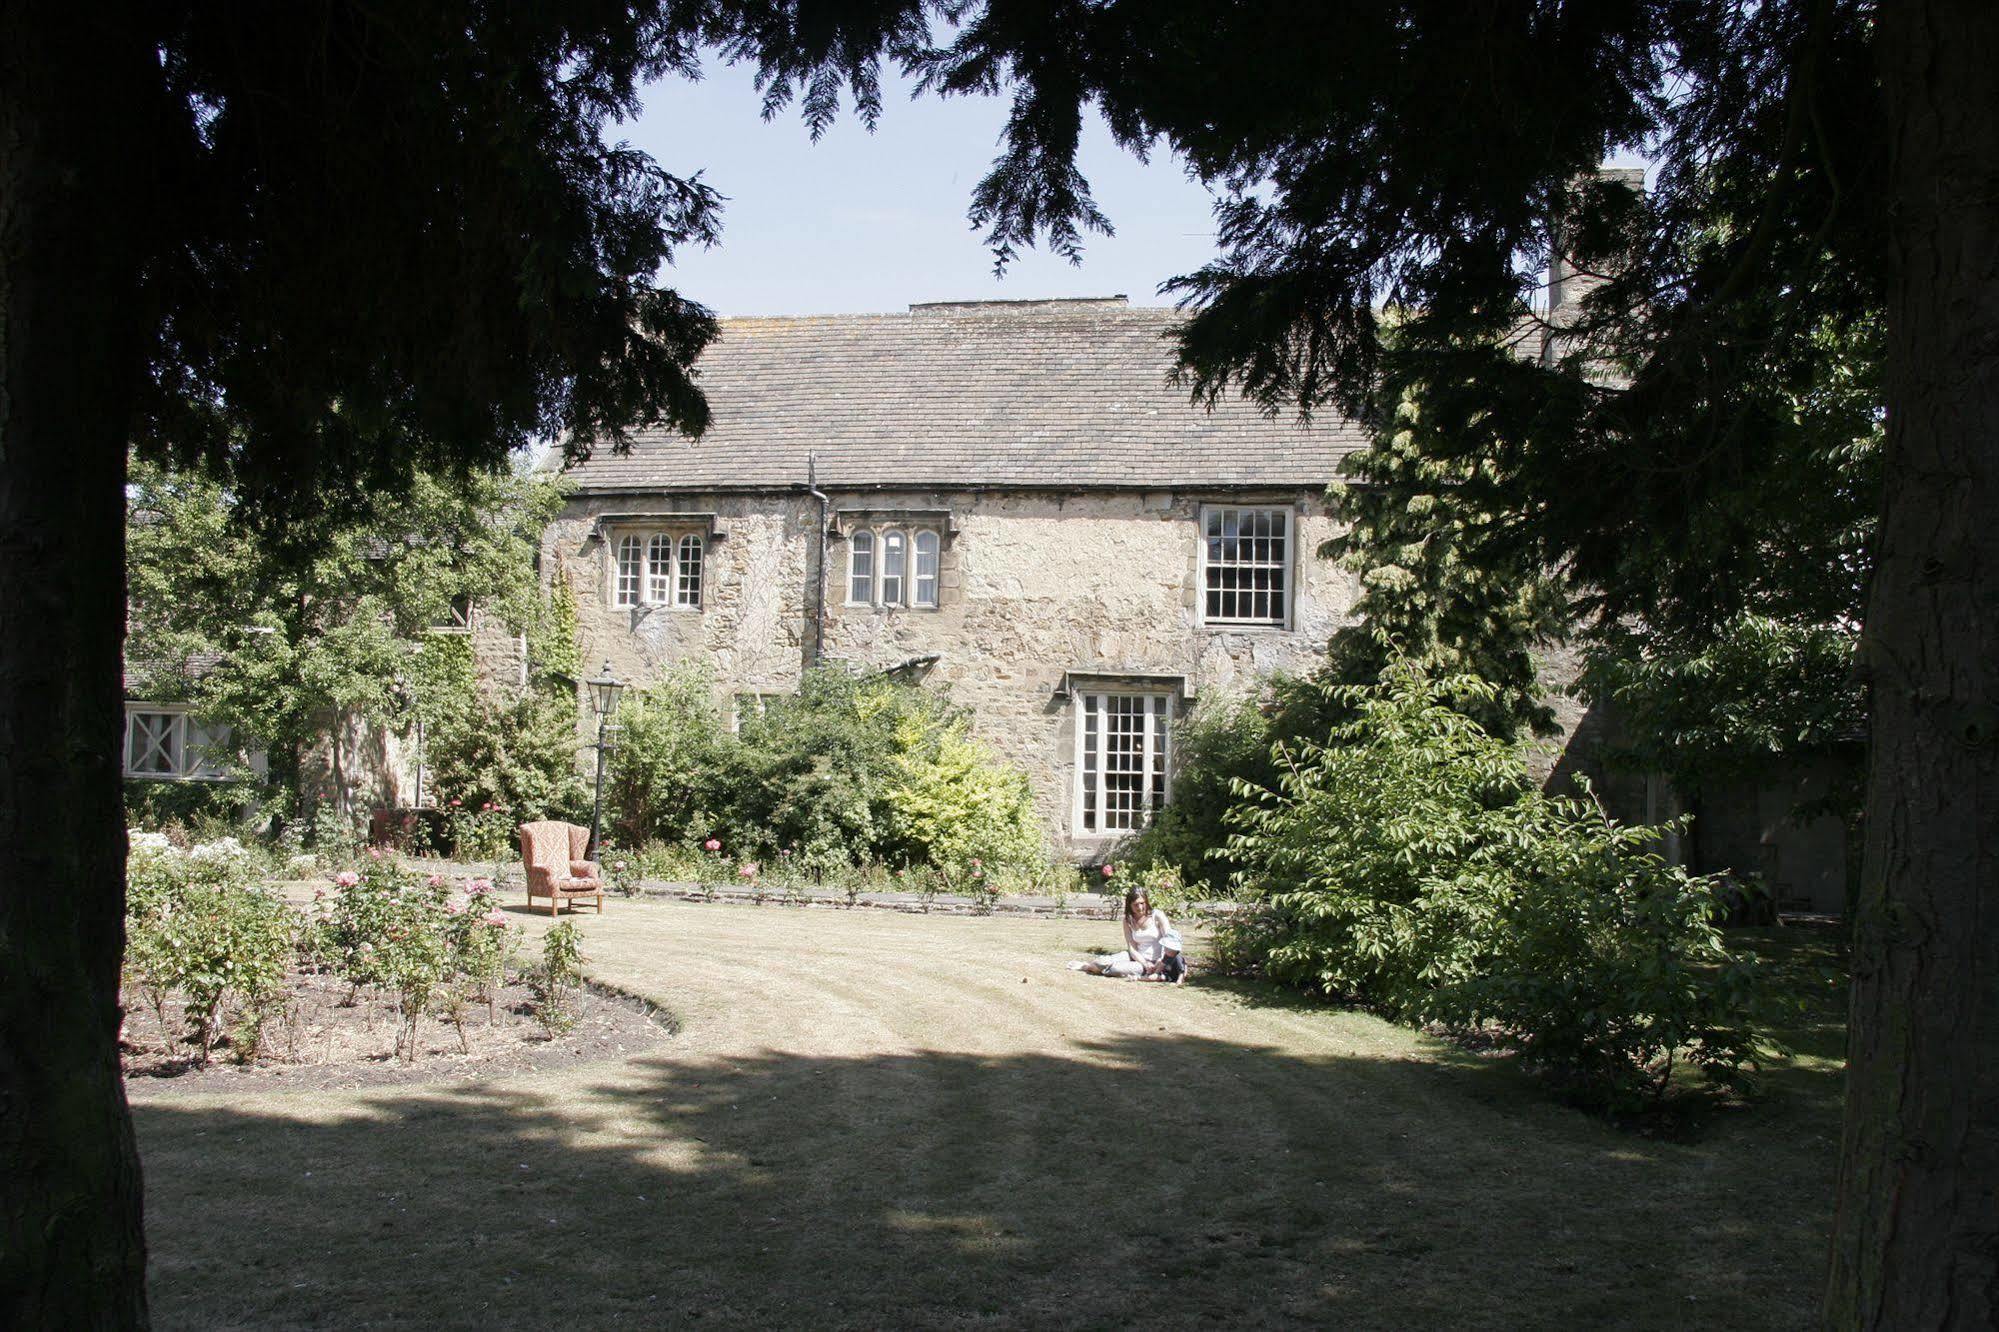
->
[122,832,658,1083]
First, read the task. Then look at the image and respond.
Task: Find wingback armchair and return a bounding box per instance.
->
[519,820,604,916]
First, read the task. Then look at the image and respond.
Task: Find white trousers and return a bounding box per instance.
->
[1094,953,1150,977]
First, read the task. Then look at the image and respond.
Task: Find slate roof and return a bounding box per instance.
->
[561,298,1366,493]
[124,651,224,699]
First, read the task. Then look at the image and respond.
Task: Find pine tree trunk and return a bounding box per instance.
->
[1828,2,1999,1324]
[0,8,156,1326]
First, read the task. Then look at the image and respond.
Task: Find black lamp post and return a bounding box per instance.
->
[585,660,625,859]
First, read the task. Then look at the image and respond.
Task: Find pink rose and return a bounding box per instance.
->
[313,888,327,900]
[444,900,464,915]
[450,798,462,807]
[368,846,381,860]
[1100,863,1116,879]
[483,911,507,926]
[482,802,492,811]
[334,871,359,888]
[971,858,982,867]
[739,862,759,879]
[704,838,722,853]
[467,877,494,895]
[427,873,444,888]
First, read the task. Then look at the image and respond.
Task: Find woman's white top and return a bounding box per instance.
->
[1125,909,1170,964]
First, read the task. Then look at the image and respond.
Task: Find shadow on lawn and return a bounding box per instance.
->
[135,1024,1840,1330]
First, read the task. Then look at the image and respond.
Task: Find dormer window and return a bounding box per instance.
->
[846,524,941,610]
[612,527,704,610]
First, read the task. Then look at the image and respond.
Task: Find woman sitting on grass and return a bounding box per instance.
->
[1070,884,1186,982]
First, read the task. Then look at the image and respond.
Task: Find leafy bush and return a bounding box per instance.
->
[1420,799,1766,1108]
[726,668,1043,874]
[887,717,1040,877]
[443,801,517,864]
[427,687,589,822]
[1223,665,1769,1107]
[1223,669,1526,1008]
[604,666,731,845]
[124,779,273,842]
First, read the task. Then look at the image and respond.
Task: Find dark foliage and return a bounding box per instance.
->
[134,3,724,530]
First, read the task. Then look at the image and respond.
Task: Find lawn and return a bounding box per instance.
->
[132,898,1847,1329]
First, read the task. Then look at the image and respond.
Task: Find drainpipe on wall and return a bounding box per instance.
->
[806,452,831,670]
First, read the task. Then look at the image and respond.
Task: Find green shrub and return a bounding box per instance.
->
[886,717,1040,877]
[1223,669,1526,1009]
[124,779,274,842]
[604,667,732,846]
[444,801,517,864]
[1117,693,1277,893]
[1420,796,1767,1109]
[1223,665,1769,1108]
[428,687,589,822]
[728,668,1043,872]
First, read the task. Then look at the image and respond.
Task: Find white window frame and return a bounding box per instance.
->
[675,534,704,609]
[912,530,940,608]
[1197,503,1293,628]
[1072,690,1174,838]
[609,527,705,611]
[124,704,264,782]
[844,524,943,610]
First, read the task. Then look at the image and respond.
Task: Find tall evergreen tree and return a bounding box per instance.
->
[2,6,719,1323]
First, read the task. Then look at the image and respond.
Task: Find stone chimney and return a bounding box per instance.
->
[1542,165,1646,366]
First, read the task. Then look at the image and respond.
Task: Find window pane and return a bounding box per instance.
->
[913,530,939,607]
[1081,695,1099,832]
[127,711,180,777]
[1202,507,1289,624]
[187,719,233,779]
[615,536,643,607]
[1102,695,1146,831]
[646,534,672,603]
[849,530,874,603]
[1078,693,1172,834]
[881,530,906,606]
[675,534,704,608]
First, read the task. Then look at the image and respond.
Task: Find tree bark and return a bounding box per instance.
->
[1829,1,1999,1324]
[0,7,157,1326]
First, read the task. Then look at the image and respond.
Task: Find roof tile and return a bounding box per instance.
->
[562,299,1364,492]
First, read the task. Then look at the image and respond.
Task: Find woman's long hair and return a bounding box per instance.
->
[1123,885,1151,922]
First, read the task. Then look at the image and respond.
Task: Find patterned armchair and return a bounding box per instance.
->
[519,820,604,917]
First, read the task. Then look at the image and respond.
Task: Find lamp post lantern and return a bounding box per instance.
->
[585,660,625,859]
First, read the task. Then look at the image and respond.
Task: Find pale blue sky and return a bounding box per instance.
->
[625,59,1223,316]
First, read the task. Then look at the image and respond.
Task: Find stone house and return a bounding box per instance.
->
[538,296,1365,858]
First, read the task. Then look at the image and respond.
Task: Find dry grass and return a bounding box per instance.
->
[132,899,1846,1329]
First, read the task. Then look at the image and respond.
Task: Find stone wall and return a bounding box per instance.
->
[542,487,1358,856]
